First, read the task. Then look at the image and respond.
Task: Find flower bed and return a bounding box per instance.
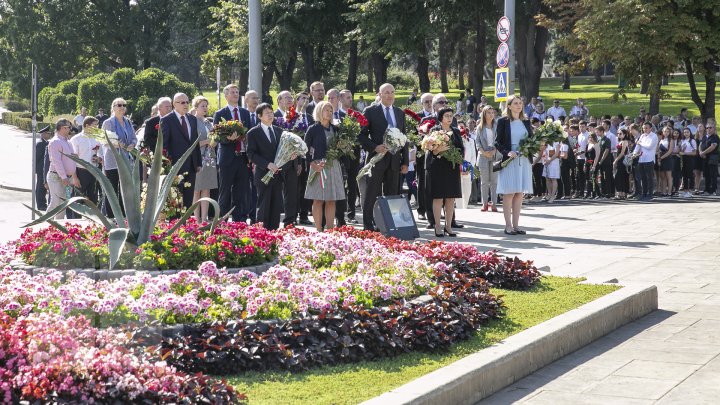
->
[14,219,279,270]
[0,312,243,404]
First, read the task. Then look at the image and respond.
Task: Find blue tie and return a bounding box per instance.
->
[385,106,394,128]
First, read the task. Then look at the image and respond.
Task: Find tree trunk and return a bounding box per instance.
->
[439,35,449,93]
[417,42,431,93]
[686,58,717,124]
[593,67,604,83]
[346,40,358,93]
[275,53,296,90]
[262,62,274,95]
[458,46,466,90]
[648,78,662,115]
[472,14,486,99]
[640,76,649,94]
[371,51,389,91]
[239,67,249,93]
[515,11,549,98]
[367,57,374,93]
[562,71,571,90]
[301,46,321,89]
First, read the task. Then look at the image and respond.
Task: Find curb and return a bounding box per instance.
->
[362,284,658,405]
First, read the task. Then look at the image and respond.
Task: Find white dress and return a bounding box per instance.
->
[542,142,561,179]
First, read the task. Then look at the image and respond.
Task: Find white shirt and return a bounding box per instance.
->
[463,137,477,168]
[532,111,547,121]
[260,123,274,143]
[69,132,101,166]
[74,114,86,128]
[634,132,659,163]
[227,104,241,120]
[606,132,618,151]
[687,124,698,135]
[576,132,589,160]
[681,138,697,154]
[570,105,588,118]
[546,106,567,121]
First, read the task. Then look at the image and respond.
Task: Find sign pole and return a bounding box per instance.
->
[504,0,516,96]
[216,67,221,111]
[30,63,38,220]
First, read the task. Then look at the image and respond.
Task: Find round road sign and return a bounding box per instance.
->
[497,16,511,43]
[496,42,509,68]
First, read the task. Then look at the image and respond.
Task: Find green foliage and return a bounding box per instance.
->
[47,93,77,117]
[4,100,29,112]
[1,112,50,132]
[56,79,80,96]
[386,67,418,90]
[77,73,113,116]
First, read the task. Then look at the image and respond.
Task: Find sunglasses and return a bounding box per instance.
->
[115,104,127,107]
[176,101,189,105]
[436,100,448,105]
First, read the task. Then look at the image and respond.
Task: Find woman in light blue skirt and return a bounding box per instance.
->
[495,95,534,235]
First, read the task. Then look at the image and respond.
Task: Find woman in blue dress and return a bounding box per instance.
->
[495,95,534,235]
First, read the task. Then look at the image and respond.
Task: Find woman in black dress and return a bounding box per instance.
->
[427,107,464,237]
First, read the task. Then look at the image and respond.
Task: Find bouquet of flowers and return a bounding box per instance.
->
[357,127,408,180]
[141,173,188,220]
[500,119,565,168]
[421,130,464,168]
[84,127,122,148]
[274,105,309,137]
[261,131,309,184]
[307,109,364,186]
[210,118,247,156]
[404,109,423,158]
[136,147,172,175]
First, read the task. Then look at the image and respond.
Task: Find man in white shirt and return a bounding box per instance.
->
[633,122,659,201]
[547,100,567,121]
[73,107,87,128]
[575,121,590,198]
[569,98,589,119]
[532,103,547,122]
[687,116,700,135]
[69,117,102,204]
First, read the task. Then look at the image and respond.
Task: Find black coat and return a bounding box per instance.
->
[247,124,282,179]
[358,103,409,167]
[142,115,161,151]
[160,112,201,173]
[213,105,252,167]
[495,116,534,162]
[304,123,339,162]
[35,139,48,175]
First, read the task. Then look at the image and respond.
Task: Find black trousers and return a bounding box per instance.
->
[415,156,426,215]
[681,155,695,190]
[559,160,574,197]
[35,172,47,211]
[424,167,435,224]
[638,162,655,197]
[76,167,98,205]
[362,154,400,230]
[180,169,196,210]
[281,163,298,226]
[297,160,310,221]
[103,169,123,218]
[704,160,718,193]
[342,155,360,219]
[575,160,586,196]
[218,157,251,222]
[600,162,614,197]
[532,163,545,196]
[255,174,283,230]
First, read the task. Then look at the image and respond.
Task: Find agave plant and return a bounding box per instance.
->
[25,126,225,269]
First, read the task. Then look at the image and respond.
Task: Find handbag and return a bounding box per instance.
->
[492,158,504,172]
[622,152,634,167]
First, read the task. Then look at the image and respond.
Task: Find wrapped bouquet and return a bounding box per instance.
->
[274,105,309,137]
[261,131,309,184]
[84,127,121,148]
[307,109,364,186]
[210,119,247,156]
[357,127,408,180]
[404,109,423,158]
[500,119,565,168]
[421,130,464,168]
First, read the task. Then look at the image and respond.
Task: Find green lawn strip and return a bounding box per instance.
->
[223,276,619,405]
[202,74,715,122]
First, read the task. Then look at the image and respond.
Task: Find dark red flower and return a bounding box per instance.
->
[404,109,421,123]
[155,124,160,130]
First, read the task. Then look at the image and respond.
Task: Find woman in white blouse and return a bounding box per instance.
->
[679,127,697,197]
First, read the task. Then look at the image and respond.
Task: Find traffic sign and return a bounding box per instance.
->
[494,68,509,102]
[497,16,511,43]
[496,42,509,68]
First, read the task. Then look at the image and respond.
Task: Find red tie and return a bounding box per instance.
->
[180,115,189,141]
[233,107,239,121]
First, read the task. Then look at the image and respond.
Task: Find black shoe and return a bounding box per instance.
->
[504,229,518,235]
[425,223,435,229]
[451,222,464,229]
[514,228,527,235]
[298,219,312,225]
[434,229,444,237]
[444,228,457,237]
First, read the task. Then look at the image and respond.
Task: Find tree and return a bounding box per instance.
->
[515,0,550,99]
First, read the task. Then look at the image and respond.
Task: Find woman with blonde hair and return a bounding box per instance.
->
[101,97,137,218]
[475,105,499,211]
[191,95,218,221]
[495,95,534,235]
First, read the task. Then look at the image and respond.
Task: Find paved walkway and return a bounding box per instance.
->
[1,121,719,403]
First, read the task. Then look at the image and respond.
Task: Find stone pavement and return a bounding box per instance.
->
[1,121,720,403]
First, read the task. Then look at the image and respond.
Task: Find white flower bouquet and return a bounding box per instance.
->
[357,127,407,180]
[261,131,309,184]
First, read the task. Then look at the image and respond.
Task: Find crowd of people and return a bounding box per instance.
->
[34,83,719,238]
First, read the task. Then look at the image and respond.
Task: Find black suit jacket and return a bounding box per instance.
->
[213,105,252,167]
[304,123,340,162]
[247,124,282,181]
[495,116,534,162]
[358,104,409,167]
[142,115,161,151]
[161,112,201,173]
[35,139,48,174]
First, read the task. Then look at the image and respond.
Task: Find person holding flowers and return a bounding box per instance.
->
[495,95,534,235]
[191,95,217,221]
[425,107,464,237]
[304,101,347,232]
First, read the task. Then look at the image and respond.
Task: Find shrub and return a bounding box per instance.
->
[76,73,113,116]
[4,100,29,112]
[1,112,50,132]
[47,93,77,116]
[55,78,80,96]
[387,67,418,90]
[37,86,59,116]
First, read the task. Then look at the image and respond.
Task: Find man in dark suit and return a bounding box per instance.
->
[340,89,360,224]
[95,108,109,126]
[357,83,409,231]
[161,93,202,211]
[247,103,284,230]
[213,84,253,222]
[415,93,434,220]
[305,81,325,125]
[35,126,52,211]
[141,97,172,151]
[274,90,300,227]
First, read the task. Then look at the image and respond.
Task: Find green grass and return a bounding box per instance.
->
[202,74,718,122]
[224,276,619,405]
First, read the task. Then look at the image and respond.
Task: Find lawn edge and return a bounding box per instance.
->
[362,283,658,405]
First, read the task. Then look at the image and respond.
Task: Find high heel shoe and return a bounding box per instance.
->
[444,228,457,237]
[434,228,444,237]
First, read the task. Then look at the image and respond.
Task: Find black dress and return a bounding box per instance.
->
[426,126,464,199]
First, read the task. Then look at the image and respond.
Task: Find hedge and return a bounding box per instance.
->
[1,112,50,132]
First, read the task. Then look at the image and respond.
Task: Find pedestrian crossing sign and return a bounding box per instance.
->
[495,68,509,101]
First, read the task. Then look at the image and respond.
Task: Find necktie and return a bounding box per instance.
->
[251,113,257,127]
[265,126,273,144]
[180,115,189,141]
[385,106,394,128]
[334,111,339,119]
[233,107,239,121]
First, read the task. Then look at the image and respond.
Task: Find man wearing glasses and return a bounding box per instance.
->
[46,119,80,219]
[306,81,326,124]
[161,93,201,211]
